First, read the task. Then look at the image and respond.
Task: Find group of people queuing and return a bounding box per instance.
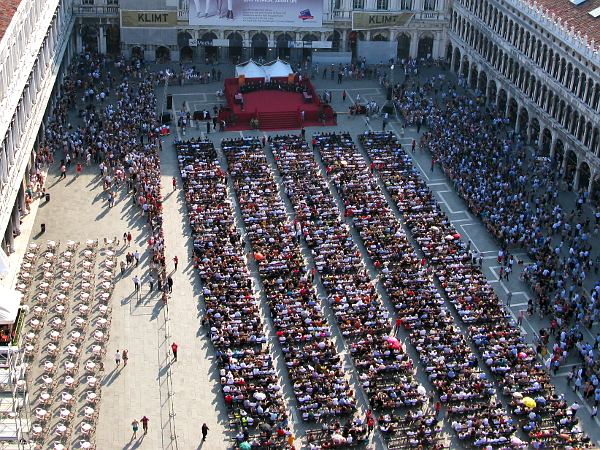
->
[35,50,168,299]
[357,131,592,449]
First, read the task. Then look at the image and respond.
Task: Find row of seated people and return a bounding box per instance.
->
[307,412,444,447]
[357,131,590,447]
[313,133,513,446]
[308,418,371,449]
[176,141,276,427]
[270,135,430,413]
[270,134,441,429]
[217,348,286,423]
[270,137,390,337]
[224,137,357,420]
[177,141,266,348]
[239,81,308,95]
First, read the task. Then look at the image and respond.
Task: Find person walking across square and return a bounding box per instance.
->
[141,416,149,434]
[202,423,209,440]
[131,419,139,439]
[171,342,178,361]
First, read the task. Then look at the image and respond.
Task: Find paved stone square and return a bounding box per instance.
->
[10,60,600,449]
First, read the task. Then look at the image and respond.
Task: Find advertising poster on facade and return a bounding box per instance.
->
[189,0,322,27]
[352,11,413,30]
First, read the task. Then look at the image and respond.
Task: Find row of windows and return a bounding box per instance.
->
[339,0,437,12]
[452,0,596,113]
[81,0,119,5]
[0,4,67,185]
[450,15,600,159]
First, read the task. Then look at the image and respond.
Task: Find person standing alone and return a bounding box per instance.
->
[171,342,178,361]
[202,423,209,441]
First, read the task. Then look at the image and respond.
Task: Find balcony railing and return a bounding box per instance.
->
[73,5,120,16]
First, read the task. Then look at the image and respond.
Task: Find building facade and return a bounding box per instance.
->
[447,0,600,200]
[0,0,76,257]
[3,0,600,259]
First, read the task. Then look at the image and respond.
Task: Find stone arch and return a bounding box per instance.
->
[327,30,342,52]
[177,31,193,47]
[80,24,98,52]
[348,30,365,59]
[200,32,219,60]
[180,46,193,61]
[507,97,518,127]
[227,32,243,60]
[460,55,469,78]
[553,139,565,166]
[453,47,461,72]
[276,33,293,59]
[156,46,171,62]
[397,33,411,60]
[469,63,478,89]
[591,127,600,157]
[302,33,319,60]
[251,32,268,59]
[446,41,453,61]
[477,70,487,95]
[578,161,591,191]
[517,106,528,134]
[569,109,579,136]
[131,46,144,59]
[565,149,578,185]
[417,33,434,59]
[497,88,507,114]
[372,33,389,41]
[540,128,552,156]
[577,115,586,142]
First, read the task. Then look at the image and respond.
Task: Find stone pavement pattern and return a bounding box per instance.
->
[13,58,600,449]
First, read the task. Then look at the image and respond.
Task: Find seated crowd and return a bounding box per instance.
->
[223,137,358,421]
[358,131,591,448]
[314,132,508,446]
[176,140,287,443]
[269,135,429,414]
[239,81,308,95]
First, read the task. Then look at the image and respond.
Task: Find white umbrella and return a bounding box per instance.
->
[253,392,267,401]
[417,385,426,395]
[331,434,345,444]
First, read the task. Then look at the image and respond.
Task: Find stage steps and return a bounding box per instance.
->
[257,111,299,130]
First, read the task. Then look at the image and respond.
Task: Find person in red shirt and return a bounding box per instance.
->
[140,416,149,434]
[173,256,179,271]
[171,343,178,361]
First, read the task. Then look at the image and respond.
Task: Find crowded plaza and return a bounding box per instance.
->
[9,49,600,450]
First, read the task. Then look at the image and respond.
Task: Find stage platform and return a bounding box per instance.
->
[217,77,336,131]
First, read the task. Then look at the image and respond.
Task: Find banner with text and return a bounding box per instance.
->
[121,10,178,27]
[189,0,322,27]
[352,11,413,30]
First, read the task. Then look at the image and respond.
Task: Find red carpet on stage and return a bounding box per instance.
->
[217,77,336,131]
